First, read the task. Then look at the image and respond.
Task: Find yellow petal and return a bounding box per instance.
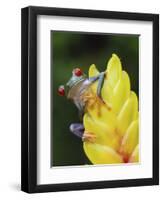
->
[110,71,130,115]
[89,64,99,77]
[106,54,122,89]
[128,145,139,163]
[117,91,138,137]
[83,142,123,164]
[84,113,120,150]
[101,78,113,109]
[88,64,99,93]
[120,120,139,157]
[82,54,139,165]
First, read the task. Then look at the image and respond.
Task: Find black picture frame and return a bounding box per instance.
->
[21,6,159,193]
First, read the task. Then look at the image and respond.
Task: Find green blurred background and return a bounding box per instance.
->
[51,31,139,166]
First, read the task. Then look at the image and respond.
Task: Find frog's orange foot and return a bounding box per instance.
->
[82,131,96,143]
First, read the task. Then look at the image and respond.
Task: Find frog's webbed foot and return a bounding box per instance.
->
[82,131,96,143]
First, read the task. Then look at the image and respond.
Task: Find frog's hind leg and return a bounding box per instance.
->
[69,123,84,138]
[69,123,96,142]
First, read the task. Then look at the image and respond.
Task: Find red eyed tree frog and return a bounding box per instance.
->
[58,67,107,142]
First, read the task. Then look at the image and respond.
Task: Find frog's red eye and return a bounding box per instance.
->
[58,85,65,96]
[73,68,83,77]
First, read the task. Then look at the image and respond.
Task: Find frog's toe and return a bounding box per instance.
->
[82,131,96,143]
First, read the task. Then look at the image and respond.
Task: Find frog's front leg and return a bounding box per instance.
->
[89,72,105,100]
[88,72,112,110]
[96,72,105,100]
[70,123,96,142]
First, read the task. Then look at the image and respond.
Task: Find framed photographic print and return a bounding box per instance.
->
[21,6,159,193]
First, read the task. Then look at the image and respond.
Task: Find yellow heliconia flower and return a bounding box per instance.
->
[83,54,139,164]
